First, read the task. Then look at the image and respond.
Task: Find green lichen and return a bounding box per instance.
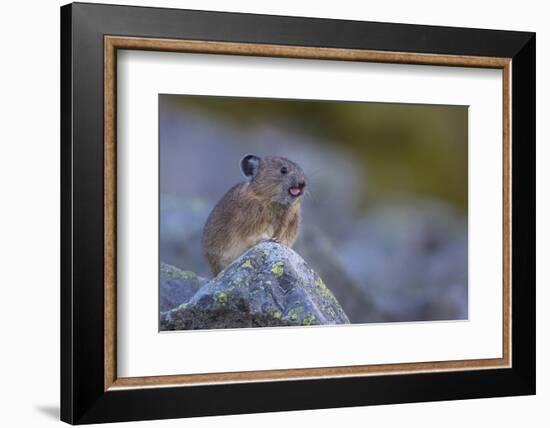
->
[176,302,188,311]
[161,263,198,280]
[232,278,243,286]
[240,259,253,269]
[314,275,337,303]
[265,280,272,285]
[315,276,327,290]
[181,271,198,280]
[272,311,282,320]
[302,314,316,326]
[215,292,227,304]
[270,261,285,276]
[287,306,304,322]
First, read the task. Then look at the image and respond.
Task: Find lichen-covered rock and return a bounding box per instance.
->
[295,223,390,323]
[160,262,207,312]
[160,242,350,330]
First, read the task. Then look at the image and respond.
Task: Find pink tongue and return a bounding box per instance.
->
[289,187,301,196]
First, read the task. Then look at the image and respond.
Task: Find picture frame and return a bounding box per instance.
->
[60,2,535,424]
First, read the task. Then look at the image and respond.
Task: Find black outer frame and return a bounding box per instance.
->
[60,2,535,424]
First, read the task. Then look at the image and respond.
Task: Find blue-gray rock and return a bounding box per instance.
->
[295,223,391,323]
[160,195,212,277]
[337,199,467,321]
[160,242,350,330]
[160,262,207,312]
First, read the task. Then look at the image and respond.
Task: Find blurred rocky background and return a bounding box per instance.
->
[160,95,468,324]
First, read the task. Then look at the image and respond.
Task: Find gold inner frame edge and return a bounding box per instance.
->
[103,35,512,391]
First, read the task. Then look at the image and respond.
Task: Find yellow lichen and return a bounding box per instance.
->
[240,260,252,269]
[270,261,285,276]
[315,276,327,290]
[215,292,227,304]
[302,314,316,326]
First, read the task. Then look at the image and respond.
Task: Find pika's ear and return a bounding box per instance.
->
[240,154,261,179]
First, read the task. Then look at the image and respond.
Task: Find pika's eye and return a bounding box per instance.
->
[280,166,288,174]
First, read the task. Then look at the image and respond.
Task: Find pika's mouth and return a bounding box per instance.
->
[288,187,302,197]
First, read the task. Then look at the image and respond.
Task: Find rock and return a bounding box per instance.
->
[160,262,207,312]
[295,223,391,323]
[160,195,212,277]
[160,242,350,330]
[337,199,467,321]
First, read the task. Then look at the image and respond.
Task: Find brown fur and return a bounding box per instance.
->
[202,156,307,276]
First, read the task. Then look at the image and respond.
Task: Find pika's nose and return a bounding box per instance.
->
[297,180,306,189]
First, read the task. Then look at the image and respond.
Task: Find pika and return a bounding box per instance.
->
[202,154,307,276]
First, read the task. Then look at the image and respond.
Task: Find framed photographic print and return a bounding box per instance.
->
[60,2,536,424]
